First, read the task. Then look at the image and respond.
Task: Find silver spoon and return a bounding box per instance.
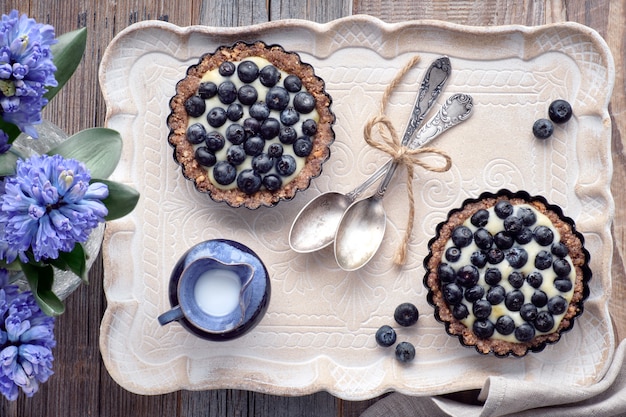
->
[289,57,451,253]
[334,93,474,271]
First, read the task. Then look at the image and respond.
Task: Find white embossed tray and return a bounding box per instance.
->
[99,15,615,399]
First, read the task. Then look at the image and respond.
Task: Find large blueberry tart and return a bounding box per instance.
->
[167,41,335,208]
[424,190,591,357]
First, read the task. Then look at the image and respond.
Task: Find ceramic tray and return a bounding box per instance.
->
[99,15,615,399]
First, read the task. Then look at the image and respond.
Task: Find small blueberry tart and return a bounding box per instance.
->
[167,41,335,209]
[423,190,591,357]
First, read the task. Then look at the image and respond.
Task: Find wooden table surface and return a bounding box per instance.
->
[2,1,625,416]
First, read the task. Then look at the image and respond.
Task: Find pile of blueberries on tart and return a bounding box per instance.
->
[167,41,335,209]
[424,189,591,357]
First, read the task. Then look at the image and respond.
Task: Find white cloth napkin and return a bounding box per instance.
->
[361,339,626,417]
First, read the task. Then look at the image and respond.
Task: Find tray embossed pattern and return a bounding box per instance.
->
[99,16,615,399]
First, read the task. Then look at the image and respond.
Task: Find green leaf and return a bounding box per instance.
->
[0,150,19,176]
[96,179,140,221]
[46,127,123,178]
[0,118,22,143]
[19,262,66,316]
[44,27,87,103]
[58,243,88,283]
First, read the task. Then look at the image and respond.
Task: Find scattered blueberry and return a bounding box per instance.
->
[259,64,281,87]
[514,228,533,244]
[554,278,573,292]
[237,84,258,105]
[503,215,523,235]
[237,60,259,83]
[375,325,397,347]
[198,81,218,99]
[451,226,473,248]
[486,285,506,305]
[443,283,463,305]
[249,101,270,120]
[494,201,513,219]
[252,153,274,174]
[226,103,244,121]
[531,290,548,308]
[505,290,525,312]
[186,123,207,144]
[437,263,456,283]
[243,118,261,137]
[470,251,487,268]
[267,142,284,159]
[526,271,544,288]
[184,96,206,117]
[518,207,537,226]
[294,136,313,157]
[548,99,573,123]
[547,295,568,315]
[551,242,569,258]
[237,169,262,194]
[219,61,236,76]
[508,271,525,288]
[464,285,485,303]
[494,232,514,250]
[533,118,554,139]
[394,303,419,327]
[205,131,226,151]
[473,300,492,320]
[293,91,316,113]
[283,74,302,92]
[471,209,490,227]
[226,144,247,165]
[206,107,227,127]
[280,107,300,126]
[505,247,528,268]
[456,265,479,287]
[474,228,493,250]
[495,316,515,335]
[244,136,265,157]
[260,118,281,140]
[262,174,282,191]
[279,126,298,144]
[217,80,237,104]
[534,250,553,270]
[195,147,217,167]
[534,311,555,332]
[213,161,237,185]
[225,123,246,145]
[515,323,535,342]
[266,86,290,111]
[452,303,469,320]
[484,268,502,285]
[276,154,297,176]
[534,226,554,246]
[445,247,461,262]
[395,341,416,363]
[520,303,538,322]
[486,248,504,264]
[473,319,495,339]
[301,119,318,136]
[553,259,572,277]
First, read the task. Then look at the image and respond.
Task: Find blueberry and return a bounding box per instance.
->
[184,96,206,117]
[504,215,523,235]
[486,285,505,305]
[464,285,485,303]
[456,265,479,287]
[473,300,492,320]
[495,201,513,219]
[473,320,495,339]
[218,61,236,76]
[205,131,226,151]
[437,263,456,283]
[260,118,281,140]
[225,123,246,145]
[520,303,538,322]
[551,242,569,258]
[494,232,514,250]
[452,303,469,320]
[554,278,573,292]
[395,341,416,363]
[262,174,282,191]
[227,103,244,121]
[279,126,298,144]
[250,101,270,120]
[515,228,533,244]
[505,290,525,311]
[244,135,265,156]
[547,295,568,315]
[533,118,554,139]
[515,323,535,342]
[534,250,553,270]
[266,86,290,111]
[486,248,504,264]
[267,142,284,159]
[276,154,297,176]
[280,107,300,126]
[293,91,316,113]
[553,258,572,277]
[471,209,489,227]
[198,81,218,99]
[534,311,555,332]
[283,74,302,92]
[548,99,573,123]
[505,247,529,268]
[217,81,237,104]
[474,228,493,250]
[206,107,227,128]
[237,84,258,105]
[394,302,419,327]
[526,271,543,288]
[451,226,473,248]
[445,247,461,262]
[252,153,274,174]
[531,290,548,308]
[294,136,313,157]
[375,325,396,347]
[213,161,237,185]
[518,207,537,226]
[186,123,207,144]
[237,169,262,194]
[237,60,259,83]
[508,271,525,289]
[484,268,502,285]
[302,119,318,136]
[470,251,487,268]
[534,226,554,246]
[259,64,281,87]
[243,118,261,137]
[226,144,246,165]
[443,283,463,305]
[495,315,515,335]
[195,147,216,167]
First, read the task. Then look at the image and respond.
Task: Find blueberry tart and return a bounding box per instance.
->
[167,41,335,208]
[424,190,591,357]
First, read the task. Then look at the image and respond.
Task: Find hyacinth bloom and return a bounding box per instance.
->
[0,9,57,139]
[0,268,55,401]
[0,154,109,264]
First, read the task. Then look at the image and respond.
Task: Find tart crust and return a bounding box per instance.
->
[424,190,591,357]
[167,41,335,209]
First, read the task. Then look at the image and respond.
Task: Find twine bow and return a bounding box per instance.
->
[363,55,452,266]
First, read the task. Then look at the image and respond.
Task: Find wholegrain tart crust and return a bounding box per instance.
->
[423,189,591,357]
[167,41,335,209]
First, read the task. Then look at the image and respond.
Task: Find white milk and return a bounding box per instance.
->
[194,269,242,316]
